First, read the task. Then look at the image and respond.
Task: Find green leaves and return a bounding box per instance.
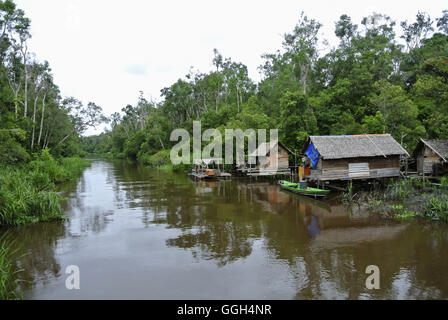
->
[279,91,317,151]
[365,79,425,150]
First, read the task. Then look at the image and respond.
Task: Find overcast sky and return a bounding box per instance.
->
[14,0,447,135]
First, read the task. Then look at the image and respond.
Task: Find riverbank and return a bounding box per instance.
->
[0,151,90,300]
[344,177,448,222]
[0,233,24,300]
[0,149,90,227]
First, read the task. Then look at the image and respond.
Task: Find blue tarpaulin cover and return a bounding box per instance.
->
[305,143,319,169]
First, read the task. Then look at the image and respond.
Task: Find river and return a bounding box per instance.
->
[6,160,448,299]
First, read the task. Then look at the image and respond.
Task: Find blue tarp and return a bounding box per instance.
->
[307,216,320,239]
[305,142,319,169]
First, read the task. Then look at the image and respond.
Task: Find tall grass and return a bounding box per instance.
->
[424,196,448,222]
[0,149,90,227]
[342,181,359,204]
[0,233,25,300]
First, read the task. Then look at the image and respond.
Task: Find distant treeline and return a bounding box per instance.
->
[81,11,448,166]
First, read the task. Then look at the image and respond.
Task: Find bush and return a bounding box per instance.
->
[0,130,30,164]
[384,179,414,200]
[139,149,171,167]
[0,152,90,227]
[0,168,65,226]
[391,205,419,220]
[424,197,448,222]
[441,176,448,189]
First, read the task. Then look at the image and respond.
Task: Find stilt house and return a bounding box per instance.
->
[302,134,409,182]
[413,139,448,176]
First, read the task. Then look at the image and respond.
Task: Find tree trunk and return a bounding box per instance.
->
[31,87,44,150]
[43,125,49,149]
[55,130,75,148]
[22,45,28,118]
[158,135,165,149]
[31,95,38,150]
[300,65,308,95]
[236,84,240,113]
[8,78,20,120]
[37,92,47,148]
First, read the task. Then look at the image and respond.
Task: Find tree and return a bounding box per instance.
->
[55,99,107,148]
[335,14,358,47]
[279,91,317,150]
[367,79,425,149]
[401,12,434,51]
[436,10,448,34]
[412,57,448,139]
[282,12,322,95]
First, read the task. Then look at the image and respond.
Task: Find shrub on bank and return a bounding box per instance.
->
[0,150,90,227]
[423,196,448,222]
[139,149,171,167]
[0,233,24,300]
[355,177,448,223]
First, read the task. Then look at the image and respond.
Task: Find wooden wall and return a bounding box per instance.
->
[417,146,442,175]
[257,145,290,169]
[307,156,401,181]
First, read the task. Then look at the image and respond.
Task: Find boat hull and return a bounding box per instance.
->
[278,180,330,197]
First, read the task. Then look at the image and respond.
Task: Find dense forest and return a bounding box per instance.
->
[0,0,106,163]
[82,10,448,167]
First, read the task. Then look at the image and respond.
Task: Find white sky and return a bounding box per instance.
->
[14,0,447,135]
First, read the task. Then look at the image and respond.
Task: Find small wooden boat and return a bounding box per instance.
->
[278,180,330,198]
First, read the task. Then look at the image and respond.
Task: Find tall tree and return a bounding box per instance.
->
[282,12,322,94]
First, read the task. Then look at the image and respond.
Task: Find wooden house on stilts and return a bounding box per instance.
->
[238,141,294,176]
[413,139,448,176]
[302,134,409,183]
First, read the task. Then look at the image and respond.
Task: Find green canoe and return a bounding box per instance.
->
[278,180,330,198]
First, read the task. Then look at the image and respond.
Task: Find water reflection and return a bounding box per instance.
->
[2,160,448,299]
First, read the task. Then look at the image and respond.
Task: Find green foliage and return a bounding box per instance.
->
[139,149,171,167]
[342,181,359,204]
[363,79,426,150]
[0,130,29,163]
[424,196,448,222]
[390,205,419,220]
[0,153,90,227]
[384,179,415,200]
[0,233,25,300]
[124,130,146,159]
[441,176,448,188]
[279,91,317,150]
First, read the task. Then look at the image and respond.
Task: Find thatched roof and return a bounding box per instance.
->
[415,139,448,162]
[303,134,409,160]
[249,141,294,157]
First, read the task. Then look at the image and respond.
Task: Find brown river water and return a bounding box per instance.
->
[5,160,448,299]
